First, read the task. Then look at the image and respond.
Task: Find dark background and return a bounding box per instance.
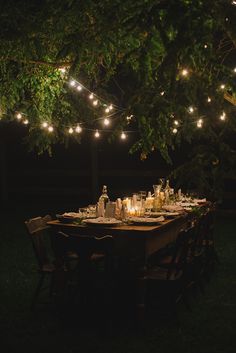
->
[0,122,235,218]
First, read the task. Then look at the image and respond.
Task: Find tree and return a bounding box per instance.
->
[0,0,236,198]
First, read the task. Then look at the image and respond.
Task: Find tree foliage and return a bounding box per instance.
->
[0,0,236,197]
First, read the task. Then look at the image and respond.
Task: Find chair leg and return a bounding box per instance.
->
[31,273,45,311]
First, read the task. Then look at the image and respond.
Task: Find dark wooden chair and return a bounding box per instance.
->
[138,227,196,319]
[25,215,68,310]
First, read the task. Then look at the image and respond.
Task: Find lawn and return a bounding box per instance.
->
[0,208,235,353]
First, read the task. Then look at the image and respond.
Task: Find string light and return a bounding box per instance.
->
[68,127,74,134]
[126,115,133,121]
[181,69,189,77]
[105,107,110,113]
[220,84,225,90]
[172,128,178,134]
[121,132,127,139]
[188,106,194,113]
[89,93,94,100]
[197,119,203,128]
[160,91,165,96]
[94,130,100,138]
[59,67,66,74]
[233,67,236,73]
[16,112,22,120]
[174,120,179,126]
[207,97,212,103]
[220,112,226,121]
[204,44,208,49]
[92,100,98,106]
[48,126,54,132]
[232,1,236,5]
[23,119,29,125]
[104,118,110,126]
[109,104,113,110]
[69,80,76,87]
[76,85,82,91]
[42,122,48,128]
[75,125,82,133]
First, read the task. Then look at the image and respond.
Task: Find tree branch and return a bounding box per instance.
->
[0,57,72,68]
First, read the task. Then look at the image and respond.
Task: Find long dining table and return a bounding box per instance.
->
[47,209,201,322]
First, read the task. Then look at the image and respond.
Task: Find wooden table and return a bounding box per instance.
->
[48,213,191,265]
[47,210,201,324]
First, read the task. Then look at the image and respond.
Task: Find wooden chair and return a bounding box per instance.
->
[25,215,67,310]
[139,227,196,319]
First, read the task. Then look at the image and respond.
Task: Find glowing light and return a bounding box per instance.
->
[121,132,127,139]
[174,120,179,126]
[188,106,194,113]
[94,130,100,138]
[220,84,225,90]
[109,104,113,110]
[69,80,76,87]
[93,100,98,106]
[23,119,29,125]
[160,91,165,96]
[197,119,203,128]
[104,118,110,126]
[126,115,133,121]
[207,97,212,103]
[220,112,226,121]
[68,127,74,134]
[204,44,208,49]
[16,113,22,120]
[89,93,94,100]
[59,67,66,73]
[42,122,48,128]
[105,107,110,113]
[181,69,189,77]
[233,67,236,73]
[75,125,82,133]
[48,126,54,132]
[173,128,178,134]
[76,85,82,91]
[225,17,229,21]
[232,1,236,5]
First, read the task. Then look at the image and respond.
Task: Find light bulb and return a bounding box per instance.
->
[172,128,178,134]
[76,85,82,91]
[89,93,94,100]
[160,91,165,96]
[93,100,98,106]
[232,1,236,5]
[23,119,29,125]
[181,69,189,77]
[220,84,225,90]
[104,118,110,126]
[188,106,194,113]
[121,132,126,139]
[68,127,74,134]
[207,97,212,103]
[126,115,133,121]
[109,104,113,110]
[174,120,179,126]
[48,126,54,132]
[94,130,100,138]
[220,112,226,121]
[233,67,236,73]
[16,113,22,120]
[197,119,203,128]
[59,67,66,73]
[75,125,82,133]
[42,122,48,128]
[69,80,76,87]
[105,107,110,113]
[204,44,208,49]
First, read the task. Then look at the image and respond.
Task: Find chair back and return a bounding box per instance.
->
[25,215,52,270]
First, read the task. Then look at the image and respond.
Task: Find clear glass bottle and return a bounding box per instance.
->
[164,179,171,204]
[99,185,109,208]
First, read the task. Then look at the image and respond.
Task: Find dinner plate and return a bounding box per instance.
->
[127,216,165,225]
[82,217,123,226]
[145,211,180,218]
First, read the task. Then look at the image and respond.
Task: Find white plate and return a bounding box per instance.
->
[128,216,165,225]
[82,217,123,226]
[145,211,180,217]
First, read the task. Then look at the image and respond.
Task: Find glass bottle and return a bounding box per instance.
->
[164,179,171,204]
[99,185,109,208]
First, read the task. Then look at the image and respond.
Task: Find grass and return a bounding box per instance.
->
[0,209,236,353]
